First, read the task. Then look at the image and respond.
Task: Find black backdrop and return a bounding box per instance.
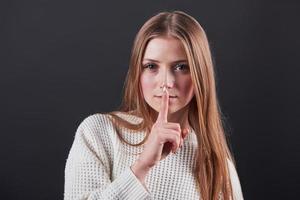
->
[1,0,299,199]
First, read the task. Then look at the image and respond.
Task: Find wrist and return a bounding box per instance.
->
[130,158,151,183]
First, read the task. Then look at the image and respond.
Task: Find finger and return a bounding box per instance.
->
[179,129,188,147]
[169,133,181,153]
[179,137,183,148]
[182,128,190,139]
[156,87,169,123]
[161,129,181,139]
[178,129,188,149]
[163,123,181,132]
[160,130,181,152]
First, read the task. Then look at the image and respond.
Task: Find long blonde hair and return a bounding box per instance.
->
[108,10,235,200]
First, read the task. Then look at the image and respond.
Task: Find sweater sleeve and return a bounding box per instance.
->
[227,159,244,200]
[64,115,152,200]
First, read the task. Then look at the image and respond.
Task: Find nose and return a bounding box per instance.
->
[159,68,175,90]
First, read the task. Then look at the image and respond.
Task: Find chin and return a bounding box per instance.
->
[167,106,181,114]
[150,104,184,114]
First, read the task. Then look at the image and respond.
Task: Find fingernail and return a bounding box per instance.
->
[163,86,167,93]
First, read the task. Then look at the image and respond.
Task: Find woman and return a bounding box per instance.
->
[64,10,244,200]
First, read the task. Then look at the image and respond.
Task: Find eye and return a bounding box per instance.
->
[143,63,157,70]
[174,63,189,71]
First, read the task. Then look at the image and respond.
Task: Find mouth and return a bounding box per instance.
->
[154,95,177,98]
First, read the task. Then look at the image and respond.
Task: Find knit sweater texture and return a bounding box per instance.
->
[64,112,244,200]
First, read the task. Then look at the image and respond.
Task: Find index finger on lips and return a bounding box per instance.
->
[156,86,169,123]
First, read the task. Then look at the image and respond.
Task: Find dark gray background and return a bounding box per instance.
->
[1,0,299,199]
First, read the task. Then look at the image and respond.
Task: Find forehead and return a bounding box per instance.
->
[143,36,187,62]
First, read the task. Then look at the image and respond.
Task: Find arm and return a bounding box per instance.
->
[64,116,152,200]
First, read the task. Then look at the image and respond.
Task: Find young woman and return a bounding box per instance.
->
[64,10,244,200]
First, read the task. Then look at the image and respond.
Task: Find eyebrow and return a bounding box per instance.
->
[142,58,188,64]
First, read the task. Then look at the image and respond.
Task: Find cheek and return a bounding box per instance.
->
[178,76,194,98]
[140,74,155,97]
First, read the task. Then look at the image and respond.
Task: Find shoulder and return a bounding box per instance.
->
[75,111,143,138]
[73,113,116,147]
[80,111,142,125]
[77,112,112,131]
[77,112,119,138]
[108,111,143,125]
[71,113,117,160]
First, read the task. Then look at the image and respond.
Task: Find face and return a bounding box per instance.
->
[140,36,194,115]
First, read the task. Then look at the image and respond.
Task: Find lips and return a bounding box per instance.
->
[154,95,177,98]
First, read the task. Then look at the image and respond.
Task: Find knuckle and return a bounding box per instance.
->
[169,123,180,131]
[172,129,181,138]
[173,133,180,143]
[175,124,181,131]
[173,135,179,143]
[176,134,180,144]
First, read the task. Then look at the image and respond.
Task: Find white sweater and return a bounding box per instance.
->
[64,112,244,200]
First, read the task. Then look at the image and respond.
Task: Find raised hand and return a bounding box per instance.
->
[135,87,190,168]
